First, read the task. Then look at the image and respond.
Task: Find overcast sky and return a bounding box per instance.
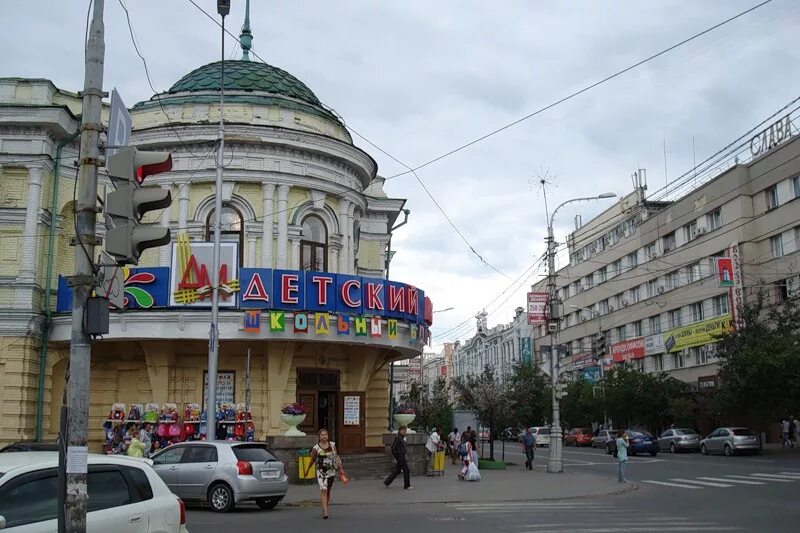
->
[3,0,800,351]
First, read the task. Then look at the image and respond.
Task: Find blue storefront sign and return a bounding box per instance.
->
[57,267,170,312]
[581,366,601,383]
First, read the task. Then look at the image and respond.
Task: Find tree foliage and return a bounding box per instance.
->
[451,366,512,460]
[714,297,800,429]
[507,362,551,428]
[560,378,603,428]
[398,377,453,434]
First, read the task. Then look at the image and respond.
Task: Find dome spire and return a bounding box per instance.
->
[239,0,253,61]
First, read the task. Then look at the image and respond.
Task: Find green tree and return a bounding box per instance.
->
[398,377,454,433]
[714,297,800,431]
[560,378,603,428]
[451,366,512,460]
[507,362,551,428]
[603,365,690,432]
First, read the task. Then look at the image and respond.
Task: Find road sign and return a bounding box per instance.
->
[107,89,131,157]
[98,252,124,308]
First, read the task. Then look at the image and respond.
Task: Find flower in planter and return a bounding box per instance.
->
[394,403,416,415]
[281,402,308,415]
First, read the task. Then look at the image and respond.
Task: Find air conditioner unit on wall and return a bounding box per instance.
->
[698,227,707,235]
[622,300,630,307]
[658,286,665,293]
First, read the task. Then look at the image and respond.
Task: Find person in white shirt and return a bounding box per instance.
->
[425,427,442,474]
[448,427,461,465]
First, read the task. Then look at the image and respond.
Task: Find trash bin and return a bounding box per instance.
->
[298,447,315,479]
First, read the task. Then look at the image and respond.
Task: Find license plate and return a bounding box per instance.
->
[261,470,280,480]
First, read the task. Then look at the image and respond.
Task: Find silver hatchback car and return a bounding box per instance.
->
[700,427,761,456]
[151,441,288,512]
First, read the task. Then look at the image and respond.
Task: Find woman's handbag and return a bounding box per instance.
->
[338,470,349,484]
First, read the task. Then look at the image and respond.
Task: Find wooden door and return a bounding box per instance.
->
[297,391,316,434]
[337,391,365,454]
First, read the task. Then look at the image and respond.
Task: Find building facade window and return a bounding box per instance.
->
[611,259,622,277]
[707,208,722,231]
[771,234,784,258]
[616,326,627,342]
[598,266,607,283]
[633,320,643,337]
[775,280,788,303]
[794,176,800,199]
[668,309,682,329]
[206,204,244,264]
[645,242,658,260]
[766,185,779,210]
[713,294,729,316]
[673,352,686,369]
[630,286,640,303]
[627,252,638,270]
[663,232,676,253]
[654,354,664,372]
[300,215,328,271]
[691,302,704,323]
[647,279,658,298]
[649,316,662,334]
[684,221,698,242]
[666,270,679,290]
[687,262,701,283]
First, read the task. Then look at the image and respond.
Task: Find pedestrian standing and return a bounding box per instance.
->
[788,416,796,448]
[615,429,629,483]
[384,425,412,489]
[448,427,460,465]
[139,422,153,457]
[470,429,480,465]
[304,428,341,519]
[792,417,800,447]
[522,428,536,470]
[781,418,791,448]
[425,427,442,474]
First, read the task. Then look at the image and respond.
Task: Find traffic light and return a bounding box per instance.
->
[104,147,173,265]
[596,332,606,359]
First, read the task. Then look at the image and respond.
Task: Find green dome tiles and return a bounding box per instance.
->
[169,61,323,108]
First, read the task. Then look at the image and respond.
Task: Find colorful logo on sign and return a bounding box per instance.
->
[171,234,240,306]
[56,267,170,312]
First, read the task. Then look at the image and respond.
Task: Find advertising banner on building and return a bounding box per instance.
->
[571,352,594,370]
[644,334,664,355]
[728,242,745,326]
[57,267,170,312]
[170,240,240,308]
[519,337,532,364]
[610,337,645,362]
[715,257,734,287]
[408,356,422,380]
[662,313,733,353]
[581,366,601,383]
[527,292,549,325]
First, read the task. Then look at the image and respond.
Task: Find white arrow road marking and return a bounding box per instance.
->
[696,476,764,485]
[669,478,734,488]
[640,480,704,489]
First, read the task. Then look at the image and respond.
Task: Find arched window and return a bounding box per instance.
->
[301,215,328,271]
[206,204,244,264]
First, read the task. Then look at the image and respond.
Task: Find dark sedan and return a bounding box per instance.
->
[605,431,659,456]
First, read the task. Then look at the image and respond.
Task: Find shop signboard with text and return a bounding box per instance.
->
[610,337,645,363]
[527,292,549,324]
[170,240,239,307]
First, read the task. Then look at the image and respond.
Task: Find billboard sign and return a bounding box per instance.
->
[610,337,645,363]
[662,314,733,353]
[527,292,549,324]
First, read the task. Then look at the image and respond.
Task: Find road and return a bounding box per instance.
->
[186,444,800,532]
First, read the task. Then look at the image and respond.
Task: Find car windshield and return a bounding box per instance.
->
[233,444,279,462]
[537,428,549,435]
[627,431,643,437]
[732,429,755,436]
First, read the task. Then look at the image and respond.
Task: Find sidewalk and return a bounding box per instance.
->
[281,463,635,507]
[760,442,800,456]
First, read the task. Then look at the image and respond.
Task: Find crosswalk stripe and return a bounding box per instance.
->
[519,527,738,533]
[669,478,733,488]
[520,523,718,530]
[726,475,793,483]
[696,476,764,485]
[449,503,603,509]
[640,480,704,489]
[779,471,800,476]
[749,473,800,480]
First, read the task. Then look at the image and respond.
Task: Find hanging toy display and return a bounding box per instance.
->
[143,403,159,424]
[127,404,142,422]
[160,403,178,423]
[109,403,126,421]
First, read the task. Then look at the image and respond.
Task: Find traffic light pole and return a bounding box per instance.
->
[62,1,105,531]
[206,7,228,441]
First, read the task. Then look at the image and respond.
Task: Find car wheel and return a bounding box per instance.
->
[701,444,708,455]
[256,497,281,510]
[724,444,733,457]
[670,443,677,454]
[209,482,235,513]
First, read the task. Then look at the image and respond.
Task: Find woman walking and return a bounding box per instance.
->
[304,428,340,519]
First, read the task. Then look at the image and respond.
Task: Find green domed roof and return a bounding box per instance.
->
[169,60,323,108]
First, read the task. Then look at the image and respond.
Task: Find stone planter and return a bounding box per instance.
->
[393,413,416,433]
[280,413,307,436]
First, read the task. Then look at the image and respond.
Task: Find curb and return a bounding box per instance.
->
[280,482,638,508]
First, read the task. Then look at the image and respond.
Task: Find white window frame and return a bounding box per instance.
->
[691,302,704,323]
[771,234,784,258]
[707,208,722,231]
[712,294,729,316]
[649,316,662,334]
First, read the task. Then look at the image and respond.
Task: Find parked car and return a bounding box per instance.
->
[591,429,617,448]
[0,441,60,453]
[501,427,521,442]
[700,427,761,456]
[606,430,659,456]
[564,428,593,446]
[658,428,702,453]
[0,451,188,532]
[527,427,550,447]
[150,441,288,513]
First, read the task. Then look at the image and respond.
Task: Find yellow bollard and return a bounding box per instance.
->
[433,450,445,474]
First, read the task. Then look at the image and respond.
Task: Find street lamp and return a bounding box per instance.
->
[542,184,616,474]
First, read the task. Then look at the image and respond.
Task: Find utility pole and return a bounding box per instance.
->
[62,1,105,530]
[542,180,616,475]
[206,0,230,441]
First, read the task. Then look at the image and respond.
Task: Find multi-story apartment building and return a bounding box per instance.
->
[533,117,800,389]
[453,307,537,382]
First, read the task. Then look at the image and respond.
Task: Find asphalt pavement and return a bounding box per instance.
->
[186,443,800,532]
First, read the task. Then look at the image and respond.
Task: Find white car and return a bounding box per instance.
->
[528,427,551,447]
[0,452,188,532]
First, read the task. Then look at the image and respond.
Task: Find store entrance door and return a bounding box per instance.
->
[297,370,340,440]
[337,391,365,454]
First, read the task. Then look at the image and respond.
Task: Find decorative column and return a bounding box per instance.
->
[159,183,173,266]
[290,238,301,270]
[347,203,357,274]
[329,247,339,274]
[261,183,275,268]
[178,182,190,233]
[276,185,290,269]
[18,165,44,281]
[338,197,350,274]
[247,234,257,267]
